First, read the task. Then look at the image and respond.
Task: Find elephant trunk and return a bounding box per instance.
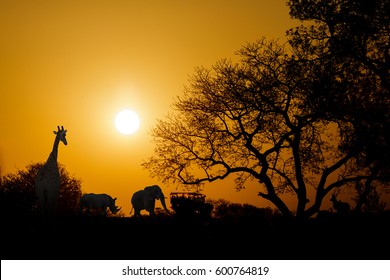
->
[159,195,170,213]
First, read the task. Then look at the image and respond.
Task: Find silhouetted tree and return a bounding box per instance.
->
[0,162,82,222]
[352,181,387,213]
[142,32,388,219]
[287,0,390,211]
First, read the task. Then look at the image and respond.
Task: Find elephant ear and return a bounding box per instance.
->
[151,185,162,194]
[145,185,159,194]
[144,187,155,200]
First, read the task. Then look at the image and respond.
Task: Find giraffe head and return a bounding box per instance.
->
[53,125,68,145]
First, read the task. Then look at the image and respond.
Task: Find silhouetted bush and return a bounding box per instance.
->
[0,162,82,223]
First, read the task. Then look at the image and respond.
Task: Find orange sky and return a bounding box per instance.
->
[0,0,305,216]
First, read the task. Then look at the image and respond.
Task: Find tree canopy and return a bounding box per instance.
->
[287,0,389,210]
[142,0,389,219]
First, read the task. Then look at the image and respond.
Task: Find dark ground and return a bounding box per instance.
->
[2,212,389,260]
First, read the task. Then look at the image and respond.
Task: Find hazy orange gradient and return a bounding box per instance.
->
[1,0,301,215]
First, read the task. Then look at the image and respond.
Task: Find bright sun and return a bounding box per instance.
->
[115,109,140,135]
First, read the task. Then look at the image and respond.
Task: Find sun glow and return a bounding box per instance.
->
[115,109,140,135]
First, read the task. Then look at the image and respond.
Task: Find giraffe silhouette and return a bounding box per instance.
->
[34,125,68,230]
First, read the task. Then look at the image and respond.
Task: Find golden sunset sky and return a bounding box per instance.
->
[1,0,303,215]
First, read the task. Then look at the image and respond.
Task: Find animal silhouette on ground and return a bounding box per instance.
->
[79,193,122,216]
[34,125,68,230]
[130,185,170,218]
[330,193,350,214]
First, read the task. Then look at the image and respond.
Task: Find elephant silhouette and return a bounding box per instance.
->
[130,185,170,217]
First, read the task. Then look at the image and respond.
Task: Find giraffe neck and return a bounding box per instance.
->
[48,136,61,163]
